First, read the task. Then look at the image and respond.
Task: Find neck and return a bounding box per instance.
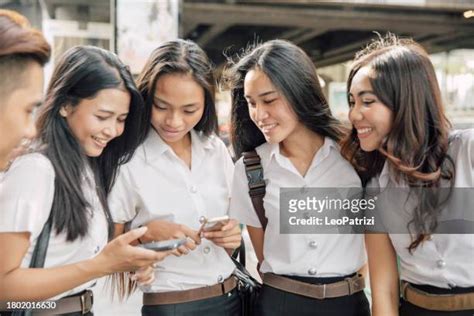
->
[280,126,324,160]
[168,133,192,156]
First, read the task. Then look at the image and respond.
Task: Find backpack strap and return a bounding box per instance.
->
[242,150,268,231]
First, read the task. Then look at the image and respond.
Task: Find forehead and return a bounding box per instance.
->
[244,68,275,94]
[350,66,374,92]
[154,73,204,104]
[76,88,130,113]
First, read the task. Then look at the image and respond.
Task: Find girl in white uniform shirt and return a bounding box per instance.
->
[0,10,50,177]
[108,39,242,316]
[224,39,369,315]
[342,34,474,315]
[0,46,169,314]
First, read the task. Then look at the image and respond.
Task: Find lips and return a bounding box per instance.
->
[92,136,108,148]
[355,127,373,139]
[259,123,277,134]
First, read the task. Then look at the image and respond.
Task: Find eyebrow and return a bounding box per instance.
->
[244,90,278,99]
[97,109,129,116]
[154,97,199,108]
[348,90,376,98]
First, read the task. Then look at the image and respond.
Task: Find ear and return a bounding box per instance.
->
[59,106,69,117]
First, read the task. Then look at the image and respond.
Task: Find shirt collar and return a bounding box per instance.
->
[264,136,337,171]
[142,128,214,163]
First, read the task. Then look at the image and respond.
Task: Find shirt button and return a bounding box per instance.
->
[308,268,317,275]
[190,185,197,193]
[94,246,100,254]
[308,240,318,249]
[436,259,446,269]
[203,246,211,254]
[427,235,433,241]
[217,275,224,283]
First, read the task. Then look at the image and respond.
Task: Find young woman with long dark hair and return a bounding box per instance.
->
[0,46,169,314]
[224,39,370,316]
[109,39,242,316]
[342,34,474,316]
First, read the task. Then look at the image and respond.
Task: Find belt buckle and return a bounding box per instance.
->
[345,277,354,295]
[322,284,327,299]
[400,281,409,301]
[80,290,93,314]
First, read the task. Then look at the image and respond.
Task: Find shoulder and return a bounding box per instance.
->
[449,129,474,158]
[8,153,55,178]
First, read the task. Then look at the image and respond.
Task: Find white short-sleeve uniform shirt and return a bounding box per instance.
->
[371,129,474,288]
[108,129,236,293]
[0,153,109,300]
[229,138,367,277]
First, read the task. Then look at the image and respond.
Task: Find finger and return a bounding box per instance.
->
[177,245,189,255]
[213,242,241,249]
[117,226,148,245]
[184,239,197,251]
[221,219,238,232]
[171,249,181,257]
[138,273,155,286]
[207,235,241,244]
[180,225,201,244]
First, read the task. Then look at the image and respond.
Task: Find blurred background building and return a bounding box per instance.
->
[1,0,473,314]
[2,0,473,131]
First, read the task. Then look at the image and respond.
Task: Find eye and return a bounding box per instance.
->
[118,117,127,123]
[362,100,375,106]
[263,99,276,105]
[247,101,256,108]
[348,100,355,108]
[96,115,108,121]
[184,110,198,114]
[154,103,167,110]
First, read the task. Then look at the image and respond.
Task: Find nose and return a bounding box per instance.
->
[103,121,120,139]
[254,102,269,123]
[348,103,363,124]
[165,111,183,128]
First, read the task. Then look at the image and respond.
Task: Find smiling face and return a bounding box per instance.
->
[62,88,130,157]
[151,73,205,147]
[244,68,301,144]
[348,66,393,152]
[0,61,44,170]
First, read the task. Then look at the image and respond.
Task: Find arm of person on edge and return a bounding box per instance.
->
[0,226,170,301]
[366,233,399,316]
[201,219,242,255]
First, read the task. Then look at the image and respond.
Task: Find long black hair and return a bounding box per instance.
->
[136,39,218,137]
[340,34,454,251]
[36,46,148,241]
[223,39,343,158]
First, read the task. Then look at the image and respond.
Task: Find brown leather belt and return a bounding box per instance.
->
[34,290,93,315]
[263,273,365,299]
[401,281,474,311]
[0,290,94,315]
[143,276,237,305]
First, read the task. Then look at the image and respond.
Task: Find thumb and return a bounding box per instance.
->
[119,226,148,244]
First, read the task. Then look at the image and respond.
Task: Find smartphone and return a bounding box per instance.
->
[138,238,187,251]
[199,215,230,233]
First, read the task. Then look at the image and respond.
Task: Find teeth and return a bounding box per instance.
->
[357,127,372,134]
[92,136,107,145]
[261,123,277,132]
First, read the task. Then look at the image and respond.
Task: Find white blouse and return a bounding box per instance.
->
[229,137,367,277]
[108,129,236,293]
[371,129,474,288]
[0,153,109,299]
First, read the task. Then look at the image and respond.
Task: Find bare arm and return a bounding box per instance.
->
[366,233,399,316]
[0,227,168,301]
[246,226,264,265]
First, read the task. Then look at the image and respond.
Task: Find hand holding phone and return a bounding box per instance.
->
[138,238,187,251]
[198,215,230,234]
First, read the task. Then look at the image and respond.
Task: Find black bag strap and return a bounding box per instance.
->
[242,150,267,231]
[29,213,53,268]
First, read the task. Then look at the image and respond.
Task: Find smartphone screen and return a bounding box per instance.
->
[138,238,187,251]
